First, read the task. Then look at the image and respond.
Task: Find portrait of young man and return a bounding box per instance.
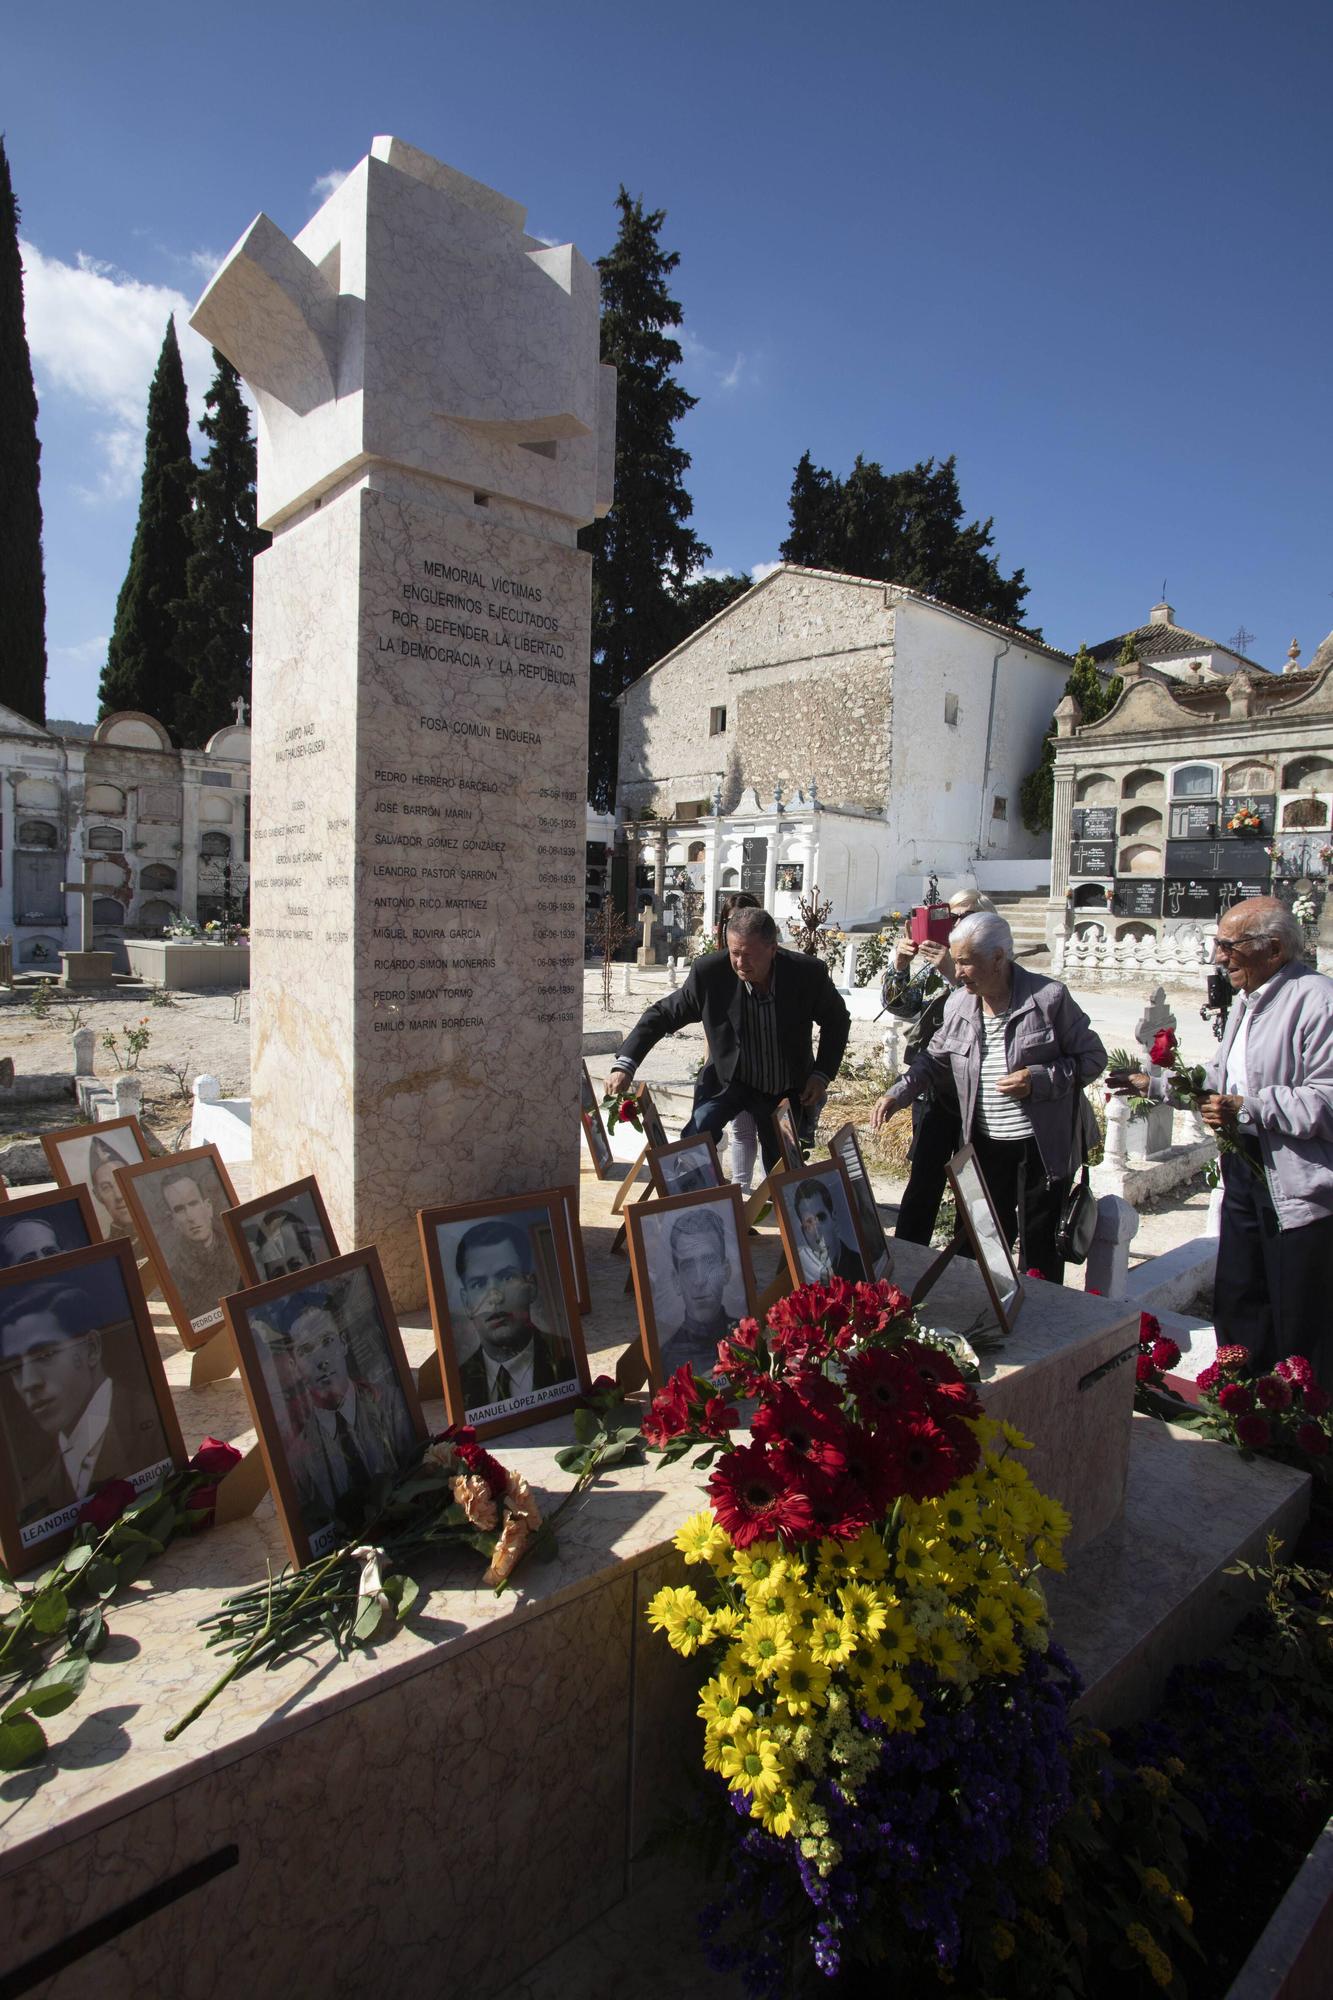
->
[789,1173,866,1286]
[656,1204,738,1370]
[251,1205,324,1281]
[0,1213,66,1269]
[451,1216,576,1414]
[153,1166,245,1322]
[278,1286,416,1527]
[0,1276,168,1529]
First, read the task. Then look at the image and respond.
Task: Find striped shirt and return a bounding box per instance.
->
[734,965,787,1095]
[974,1007,1033,1140]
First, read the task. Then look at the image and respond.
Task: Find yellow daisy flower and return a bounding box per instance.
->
[674,1509,732,1571]
[971,1596,1015,1649]
[838,1582,889,1642]
[773,1652,832,1716]
[697,1673,755,1733]
[740,1613,797,1680]
[719,1726,786,1801]
[809,1610,858,1666]
[874,1600,916,1665]
[983,1633,1024,1676]
[731,1542,789,1592]
[839,1528,892,1581]
[936,1488,983,1540]
[646,1585,713,1654]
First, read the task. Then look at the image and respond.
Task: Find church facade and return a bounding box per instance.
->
[0,703,252,973]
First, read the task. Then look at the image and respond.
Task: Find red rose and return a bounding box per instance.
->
[1149,1029,1178,1068]
[1217,1381,1254,1414]
[618,1099,637,1124]
[1303,1385,1331,1416]
[80,1479,137,1533]
[190,1436,243,1478]
[1296,1423,1330,1458]
[1139,1312,1161,1347]
[1151,1337,1182,1373]
[1256,1374,1293,1411]
[1234,1413,1273,1448]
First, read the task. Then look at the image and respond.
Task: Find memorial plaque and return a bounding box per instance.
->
[1070,840,1114,877]
[1072,806,1117,842]
[1169,802,1218,840]
[1164,879,1219,920]
[192,140,614,1306]
[1228,845,1272,883]
[1221,795,1276,836]
[1112,878,1163,918]
[1272,833,1331,880]
[1165,839,1224,878]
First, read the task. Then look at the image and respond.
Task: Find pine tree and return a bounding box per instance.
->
[173,352,269,745]
[0,138,47,725]
[99,319,194,731]
[580,189,711,809]
[778,451,1032,632]
[1019,644,1123,835]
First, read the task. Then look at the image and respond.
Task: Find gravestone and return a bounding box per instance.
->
[1131,986,1176,1158]
[58,862,115,990]
[193,138,614,1304]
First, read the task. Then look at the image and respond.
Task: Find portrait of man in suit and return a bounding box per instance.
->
[453,1216,576,1413]
[791,1175,866,1286]
[659,1205,737,1370]
[252,1205,323,1281]
[280,1293,415,1528]
[0,1277,168,1528]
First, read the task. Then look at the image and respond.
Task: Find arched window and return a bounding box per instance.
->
[1171,764,1217,799]
[87,825,124,851]
[140,863,177,891]
[1121,767,1165,800]
[17,818,58,849]
[1075,772,1116,804]
[687,841,706,863]
[1282,755,1333,793]
[92,898,124,927]
[84,782,125,815]
[1072,882,1109,909]
[200,831,232,858]
[1282,797,1329,830]
[138,899,176,930]
[1120,805,1163,839]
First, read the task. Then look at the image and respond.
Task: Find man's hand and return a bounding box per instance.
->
[799,1074,828,1111]
[996,1068,1032,1100]
[605,1067,634,1098]
[894,940,919,970]
[871,1092,897,1129]
[1200,1093,1244,1132]
[1106,1068,1150,1095]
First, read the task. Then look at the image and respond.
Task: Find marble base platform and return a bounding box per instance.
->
[1046,1412,1309,1730]
[123,941,250,990]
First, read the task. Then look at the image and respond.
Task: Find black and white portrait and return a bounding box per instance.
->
[633,1189,753,1377]
[130,1152,245,1336]
[778,1164,867,1288]
[652,1136,723,1199]
[828,1126,892,1279]
[44,1120,145,1245]
[242,1189,335,1282]
[430,1204,579,1425]
[0,1192,95,1271]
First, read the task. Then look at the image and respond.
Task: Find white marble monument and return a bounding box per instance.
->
[192,137,615,1303]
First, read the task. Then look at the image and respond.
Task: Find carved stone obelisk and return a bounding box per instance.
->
[192,137,614,1304]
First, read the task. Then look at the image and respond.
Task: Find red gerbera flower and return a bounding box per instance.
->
[1234,1413,1273,1449]
[841,1420,902,1513]
[708,1441,816,1547]
[752,1381,849,1472]
[800,1464,876,1541]
[899,1340,983,1421]
[894,1413,969,1501]
[844,1346,927,1424]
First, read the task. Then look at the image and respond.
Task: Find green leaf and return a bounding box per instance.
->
[29,1587,68,1635]
[351,1595,385,1644]
[71,1607,106,1657]
[111,1542,156,1583]
[597,1441,627,1468]
[554,1445,594,1474]
[572,1407,600,1446]
[19,1655,90,1718]
[0,1714,46,1770]
[84,1559,120,1601]
[384,1575,420,1622]
[62,1543,93,1576]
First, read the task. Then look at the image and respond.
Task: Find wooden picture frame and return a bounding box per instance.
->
[635,1084,670,1150]
[771,1100,805,1171]
[558,1185,591,1313]
[223,1247,426,1568]
[418,1190,589,1440]
[947,1144,1025,1333]
[625,1183,758,1392]
[648,1133,724,1200]
[41,1115,149,1247]
[770,1157,873,1293]
[579,1063,615,1179]
[826,1123,893,1281]
[222,1175,341,1288]
[0,1184,102,1270]
[0,1237,186,1573]
[117,1144,247,1351]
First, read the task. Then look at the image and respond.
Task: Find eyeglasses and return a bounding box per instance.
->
[1213,936,1260,957]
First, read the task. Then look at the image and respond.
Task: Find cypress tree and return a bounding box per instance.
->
[1019,644,1123,835]
[780,451,838,569]
[579,189,710,810]
[173,351,269,745]
[0,137,47,725]
[99,318,194,730]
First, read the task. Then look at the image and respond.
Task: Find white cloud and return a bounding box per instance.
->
[750,559,783,584]
[310,168,349,204]
[50,633,109,666]
[20,240,215,500]
[678,327,750,395]
[186,246,226,281]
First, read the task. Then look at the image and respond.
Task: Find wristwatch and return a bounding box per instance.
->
[1237,1104,1254,1128]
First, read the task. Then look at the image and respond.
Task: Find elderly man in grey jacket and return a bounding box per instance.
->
[1122,896,1333,1383]
[872,912,1106,1280]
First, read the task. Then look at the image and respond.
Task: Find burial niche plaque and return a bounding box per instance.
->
[1071,806,1117,842]
[1112,879,1163,919]
[192,140,615,1306]
[1069,840,1114,878]
[1169,802,1218,841]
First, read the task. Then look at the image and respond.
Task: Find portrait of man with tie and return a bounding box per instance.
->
[450,1215,577,1418]
[0,1270,170,1538]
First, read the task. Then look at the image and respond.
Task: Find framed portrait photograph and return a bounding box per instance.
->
[222,1176,340,1288]
[0,1185,101,1272]
[580,1063,615,1179]
[41,1115,148,1247]
[827,1124,893,1281]
[0,1237,185,1572]
[626,1184,758,1391]
[419,1191,589,1439]
[771,1158,872,1292]
[947,1144,1025,1333]
[117,1145,247,1350]
[635,1085,670,1151]
[224,1249,426,1567]
[771,1100,805,1173]
[557,1185,591,1314]
[649,1133,724,1200]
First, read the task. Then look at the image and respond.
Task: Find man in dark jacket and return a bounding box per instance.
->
[607,907,851,1173]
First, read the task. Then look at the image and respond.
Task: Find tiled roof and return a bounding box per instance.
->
[1089,623,1266,673]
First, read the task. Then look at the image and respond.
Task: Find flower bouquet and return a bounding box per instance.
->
[1225,803,1264,835]
[603,1090,644,1135]
[1194,1348,1333,1490]
[1109,1032,1258,1177]
[640,1278,1078,1992]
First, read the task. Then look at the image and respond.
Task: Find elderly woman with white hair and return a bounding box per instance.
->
[873,911,1106,1280]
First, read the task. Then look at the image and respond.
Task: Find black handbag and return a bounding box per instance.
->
[1055,1094,1098,1264]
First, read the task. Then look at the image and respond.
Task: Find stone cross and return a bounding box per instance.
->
[1134,985,1176,1058]
[60,863,98,953]
[233,695,249,726]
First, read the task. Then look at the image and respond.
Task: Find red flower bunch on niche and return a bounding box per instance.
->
[1134,1311,1181,1387]
[642,1279,982,1547]
[1148,1028,1178,1069]
[1196,1349,1333,1481]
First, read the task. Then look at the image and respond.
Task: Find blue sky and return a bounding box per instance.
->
[9,0,1331,721]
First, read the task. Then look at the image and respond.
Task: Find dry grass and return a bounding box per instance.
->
[814,1053,914,1179]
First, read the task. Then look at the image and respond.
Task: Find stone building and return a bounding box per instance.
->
[0,702,251,973]
[1088,597,1263,685]
[615,564,1071,930]
[1046,634,1333,982]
